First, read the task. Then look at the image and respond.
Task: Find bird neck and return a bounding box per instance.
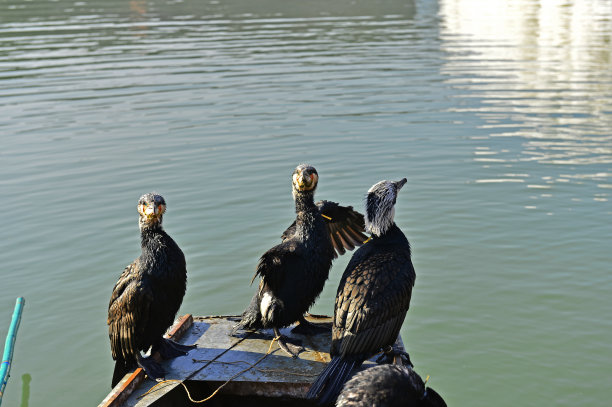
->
[139,223,164,246]
[368,224,409,250]
[294,190,317,213]
[370,222,399,239]
[293,191,321,242]
[139,215,163,231]
[366,205,396,237]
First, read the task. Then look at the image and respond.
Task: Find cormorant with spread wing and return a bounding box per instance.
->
[234,164,367,357]
[306,178,415,404]
[107,193,193,387]
[336,364,446,407]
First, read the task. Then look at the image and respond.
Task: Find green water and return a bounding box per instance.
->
[1,0,611,405]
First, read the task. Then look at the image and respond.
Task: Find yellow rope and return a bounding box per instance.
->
[138,379,179,399]
[363,236,371,244]
[321,214,332,220]
[140,335,282,404]
[181,335,281,403]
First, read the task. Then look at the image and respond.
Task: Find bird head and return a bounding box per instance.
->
[365,178,407,236]
[137,193,166,229]
[292,164,319,199]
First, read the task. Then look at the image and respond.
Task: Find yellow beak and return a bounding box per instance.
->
[143,204,157,217]
[298,173,311,189]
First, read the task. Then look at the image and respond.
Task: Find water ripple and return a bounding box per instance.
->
[440,0,612,196]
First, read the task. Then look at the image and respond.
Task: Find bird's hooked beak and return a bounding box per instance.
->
[140,202,164,220]
[396,178,407,190]
[144,203,157,217]
[293,171,317,191]
[297,172,310,189]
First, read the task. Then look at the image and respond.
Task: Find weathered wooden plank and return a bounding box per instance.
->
[98,314,194,407]
[102,314,405,406]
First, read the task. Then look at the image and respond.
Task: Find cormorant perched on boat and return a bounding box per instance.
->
[107,193,193,387]
[306,178,415,404]
[336,364,446,407]
[234,164,367,357]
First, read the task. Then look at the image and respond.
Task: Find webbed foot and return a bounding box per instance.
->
[291,317,331,335]
[155,338,195,359]
[273,328,304,358]
[137,354,166,382]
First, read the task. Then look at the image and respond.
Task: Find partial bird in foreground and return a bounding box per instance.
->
[233,164,367,357]
[107,193,194,387]
[336,364,446,407]
[306,178,415,404]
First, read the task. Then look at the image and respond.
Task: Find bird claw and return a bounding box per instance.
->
[375,346,413,367]
[272,328,304,358]
[276,337,304,359]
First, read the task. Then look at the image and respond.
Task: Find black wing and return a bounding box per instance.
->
[280,201,367,254]
[250,241,303,291]
[317,200,368,258]
[281,200,367,256]
[108,261,153,361]
[280,222,297,242]
[332,250,414,357]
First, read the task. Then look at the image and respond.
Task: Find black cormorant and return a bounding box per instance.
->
[234,164,367,357]
[107,193,193,387]
[336,364,446,407]
[306,178,415,404]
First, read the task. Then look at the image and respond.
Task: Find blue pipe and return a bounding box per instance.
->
[0,297,25,406]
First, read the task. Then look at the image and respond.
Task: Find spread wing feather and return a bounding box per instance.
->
[318,200,368,258]
[280,200,367,258]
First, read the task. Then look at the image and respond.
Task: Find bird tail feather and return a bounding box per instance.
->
[306,356,360,405]
[112,357,136,388]
[232,291,262,334]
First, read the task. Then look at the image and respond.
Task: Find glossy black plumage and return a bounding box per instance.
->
[235,165,367,356]
[307,179,414,404]
[107,193,189,387]
[336,365,446,407]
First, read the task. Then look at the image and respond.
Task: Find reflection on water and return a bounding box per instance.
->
[440,0,612,195]
[20,374,31,407]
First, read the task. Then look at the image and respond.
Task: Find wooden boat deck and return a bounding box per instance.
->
[99,314,404,407]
